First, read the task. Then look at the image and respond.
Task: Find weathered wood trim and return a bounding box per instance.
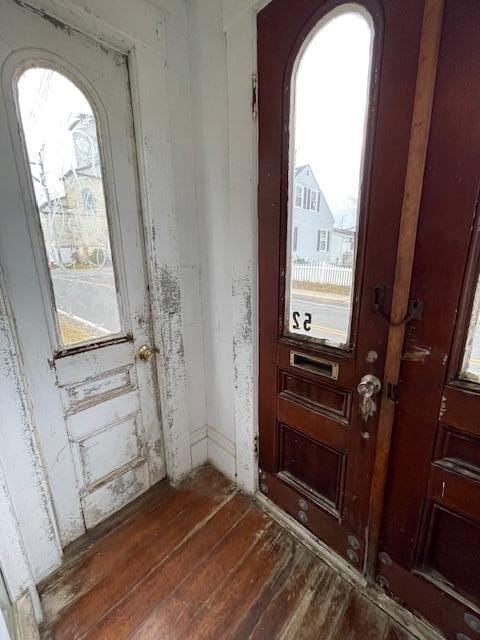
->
[366,0,445,577]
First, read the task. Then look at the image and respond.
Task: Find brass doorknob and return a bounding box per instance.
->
[137,344,154,361]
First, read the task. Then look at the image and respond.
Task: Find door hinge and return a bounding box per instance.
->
[252,73,257,118]
[254,435,259,459]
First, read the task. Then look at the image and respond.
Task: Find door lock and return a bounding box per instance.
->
[357,374,382,421]
[137,344,154,361]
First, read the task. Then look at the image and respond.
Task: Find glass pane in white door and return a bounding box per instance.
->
[284,8,373,349]
[17,67,122,348]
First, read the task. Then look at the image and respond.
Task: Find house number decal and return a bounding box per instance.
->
[292,311,312,332]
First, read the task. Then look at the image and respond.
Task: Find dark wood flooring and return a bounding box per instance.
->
[39,465,420,639]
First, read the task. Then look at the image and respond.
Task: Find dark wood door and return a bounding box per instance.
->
[257,0,425,568]
[379,2,480,637]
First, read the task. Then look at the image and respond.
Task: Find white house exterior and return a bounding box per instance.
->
[330,226,355,266]
[291,165,335,263]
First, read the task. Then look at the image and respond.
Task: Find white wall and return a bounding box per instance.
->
[187,0,262,492]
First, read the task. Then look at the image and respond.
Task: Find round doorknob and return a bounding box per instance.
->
[357,374,381,398]
[137,344,154,361]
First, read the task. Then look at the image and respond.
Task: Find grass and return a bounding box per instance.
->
[292,281,350,296]
[59,316,97,345]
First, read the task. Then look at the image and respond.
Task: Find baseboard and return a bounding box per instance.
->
[190,425,237,481]
[255,492,445,640]
[189,426,208,468]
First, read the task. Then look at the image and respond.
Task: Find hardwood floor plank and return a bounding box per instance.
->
[182,528,294,640]
[332,590,389,639]
[40,465,426,640]
[240,544,319,640]
[280,567,352,639]
[41,480,175,623]
[129,498,277,640]
[384,622,416,640]
[51,469,236,638]
[82,495,259,639]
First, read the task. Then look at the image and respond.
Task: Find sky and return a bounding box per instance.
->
[17,67,92,205]
[293,9,373,227]
[17,15,372,226]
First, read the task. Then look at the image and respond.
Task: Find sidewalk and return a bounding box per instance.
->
[292,288,350,304]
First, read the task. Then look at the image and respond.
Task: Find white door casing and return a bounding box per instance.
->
[0,0,165,543]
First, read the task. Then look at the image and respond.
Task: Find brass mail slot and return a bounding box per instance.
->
[289,351,339,381]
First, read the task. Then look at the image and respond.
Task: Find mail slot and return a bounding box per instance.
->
[289,351,339,381]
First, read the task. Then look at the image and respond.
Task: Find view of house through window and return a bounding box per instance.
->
[17,67,122,348]
[285,9,373,348]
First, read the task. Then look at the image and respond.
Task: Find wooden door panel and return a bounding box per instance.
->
[258,0,424,565]
[277,395,349,450]
[379,2,480,636]
[417,503,480,607]
[278,423,345,512]
[278,370,351,421]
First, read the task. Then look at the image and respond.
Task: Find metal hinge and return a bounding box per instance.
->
[254,435,259,458]
[252,73,257,118]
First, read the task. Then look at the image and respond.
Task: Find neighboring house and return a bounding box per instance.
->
[38,113,110,266]
[330,226,355,266]
[291,165,335,263]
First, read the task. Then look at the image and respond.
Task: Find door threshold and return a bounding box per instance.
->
[255,492,445,640]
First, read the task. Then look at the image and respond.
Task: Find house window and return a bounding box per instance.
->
[317,229,330,252]
[293,226,298,251]
[82,188,96,214]
[295,185,302,207]
[310,191,318,211]
[302,187,311,209]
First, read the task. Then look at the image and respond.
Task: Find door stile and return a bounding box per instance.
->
[365,0,445,578]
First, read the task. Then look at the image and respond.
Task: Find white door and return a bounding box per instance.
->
[0,0,165,544]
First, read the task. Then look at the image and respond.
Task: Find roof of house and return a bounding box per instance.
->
[333,227,355,237]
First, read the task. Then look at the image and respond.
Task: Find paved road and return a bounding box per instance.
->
[51,267,120,334]
[290,293,350,344]
[290,292,480,377]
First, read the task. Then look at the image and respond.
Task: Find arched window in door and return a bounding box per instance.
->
[285,7,374,349]
[16,66,122,347]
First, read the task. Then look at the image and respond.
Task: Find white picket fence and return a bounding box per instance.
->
[291,261,353,287]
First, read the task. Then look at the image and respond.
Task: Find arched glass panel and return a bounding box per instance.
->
[16,67,121,348]
[285,7,374,349]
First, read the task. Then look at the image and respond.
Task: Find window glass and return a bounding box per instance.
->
[460,275,480,381]
[17,67,122,348]
[285,9,373,348]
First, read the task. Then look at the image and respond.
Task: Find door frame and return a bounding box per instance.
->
[0,0,193,597]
